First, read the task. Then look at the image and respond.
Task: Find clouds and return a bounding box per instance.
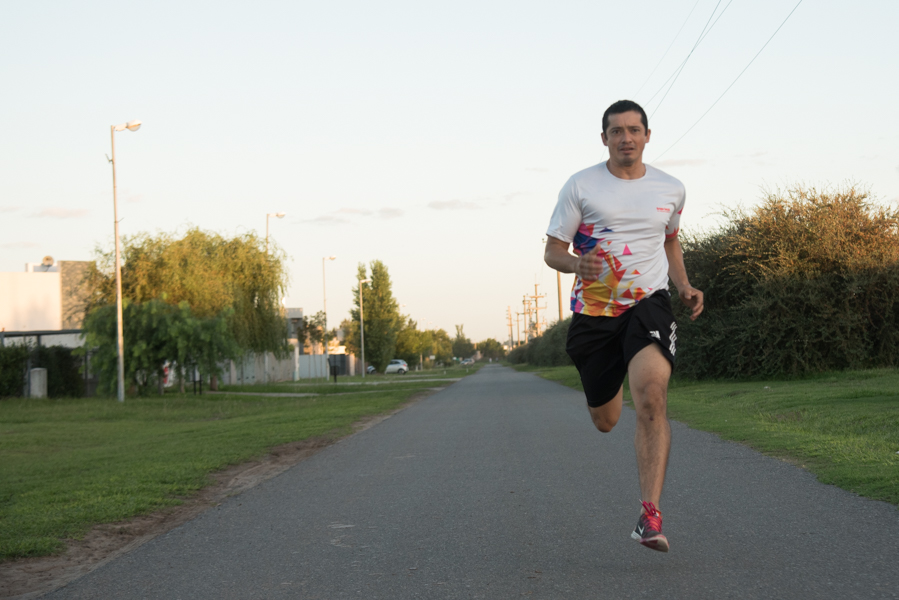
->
[303,206,404,224]
[428,199,480,210]
[303,214,351,224]
[1,206,90,219]
[32,207,90,219]
[378,208,403,219]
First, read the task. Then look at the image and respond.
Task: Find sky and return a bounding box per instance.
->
[1,0,898,343]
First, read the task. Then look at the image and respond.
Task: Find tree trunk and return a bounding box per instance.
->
[210,374,219,391]
[157,368,165,396]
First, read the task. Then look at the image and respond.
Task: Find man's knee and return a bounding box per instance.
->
[592,416,616,433]
[590,409,619,433]
[634,382,668,420]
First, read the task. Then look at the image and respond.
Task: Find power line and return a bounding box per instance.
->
[632,0,703,99]
[642,0,735,109]
[648,0,727,119]
[652,0,805,163]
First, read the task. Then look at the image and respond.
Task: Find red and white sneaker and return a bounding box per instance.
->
[631,501,669,552]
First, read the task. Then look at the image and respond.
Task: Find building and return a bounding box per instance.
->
[0,257,92,347]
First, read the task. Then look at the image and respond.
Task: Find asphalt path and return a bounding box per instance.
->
[46,365,899,599]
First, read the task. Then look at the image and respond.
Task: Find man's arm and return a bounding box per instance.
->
[664,236,704,321]
[544,236,603,281]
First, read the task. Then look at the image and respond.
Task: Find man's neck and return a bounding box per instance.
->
[605,159,646,180]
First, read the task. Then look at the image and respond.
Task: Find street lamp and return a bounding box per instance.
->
[261,212,285,383]
[359,278,371,377]
[108,119,141,403]
[322,256,336,382]
[266,212,286,253]
[322,255,336,345]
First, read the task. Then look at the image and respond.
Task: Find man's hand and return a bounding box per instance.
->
[679,286,704,321]
[575,244,604,282]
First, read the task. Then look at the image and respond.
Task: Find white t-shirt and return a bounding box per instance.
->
[546,161,686,317]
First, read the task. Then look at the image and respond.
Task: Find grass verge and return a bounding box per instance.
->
[512,364,899,505]
[0,381,439,561]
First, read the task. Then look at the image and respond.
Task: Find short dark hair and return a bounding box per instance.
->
[602,100,648,134]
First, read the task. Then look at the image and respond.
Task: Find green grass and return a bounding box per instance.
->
[514,364,899,505]
[0,382,439,561]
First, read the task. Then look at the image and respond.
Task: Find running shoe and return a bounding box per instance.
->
[631,500,669,552]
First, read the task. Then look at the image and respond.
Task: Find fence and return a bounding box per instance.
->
[0,330,97,397]
[220,350,357,385]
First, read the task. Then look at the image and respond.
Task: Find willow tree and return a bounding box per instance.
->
[85,228,289,356]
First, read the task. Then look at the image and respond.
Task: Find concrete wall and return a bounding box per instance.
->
[0,272,62,331]
[220,351,357,385]
[223,353,297,385]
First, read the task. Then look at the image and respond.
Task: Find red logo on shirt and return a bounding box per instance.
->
[656,207,671,212]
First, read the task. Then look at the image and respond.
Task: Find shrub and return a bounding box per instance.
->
[507,318,573,367]
[676,184,899,378]
[0,345,28,397]
[0,345,84,398]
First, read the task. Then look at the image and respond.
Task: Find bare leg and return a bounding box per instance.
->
[588,386,623,433]
[627,344,672,508]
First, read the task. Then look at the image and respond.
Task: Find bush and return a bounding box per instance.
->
[676,184,899,378]
[507,318,573,367]
[34,346,85,397]
[0,345,28,397]
[0,345,84,398]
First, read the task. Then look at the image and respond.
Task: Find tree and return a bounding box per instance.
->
[452,325,475,359]
[339,317,358,355]
[420,328,453,366]
[477,338,505,360]
[395,318,425,369]
[346,261,401,372]
[85,227,289,357]
[307,311,326,354]
[81,298,239,395]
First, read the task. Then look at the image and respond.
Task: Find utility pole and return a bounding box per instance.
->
[515,309,522,347]
[506,306,514,350]
[529,284,546,337]
[522,295,530,343]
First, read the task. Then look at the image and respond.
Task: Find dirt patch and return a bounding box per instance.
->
[0,388,442,599]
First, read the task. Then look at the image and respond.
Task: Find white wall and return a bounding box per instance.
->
[0,272,62,331]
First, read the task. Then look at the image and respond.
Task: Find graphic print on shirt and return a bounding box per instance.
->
[545,162,686,318]
[571,223,650,317]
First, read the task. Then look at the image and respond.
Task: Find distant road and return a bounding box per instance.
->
[47,365,899,599]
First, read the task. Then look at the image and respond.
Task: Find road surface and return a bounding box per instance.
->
[46,365,899,599]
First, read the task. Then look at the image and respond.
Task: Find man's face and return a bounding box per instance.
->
[601,111,651,167]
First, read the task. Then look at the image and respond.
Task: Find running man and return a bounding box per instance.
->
[543,99,704,552]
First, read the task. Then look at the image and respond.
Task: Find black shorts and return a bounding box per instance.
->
[566,290,677,408]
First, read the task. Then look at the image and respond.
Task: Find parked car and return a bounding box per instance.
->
[384,359,409,374]
[460,358,475,366]
[366,365,377,374]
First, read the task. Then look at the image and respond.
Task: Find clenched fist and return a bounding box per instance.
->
[575,244,604,282]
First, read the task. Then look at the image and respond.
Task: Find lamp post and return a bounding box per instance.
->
[262,212,285,384]
[266,212,285,254]
[108,119,141,403]
[322,255,336,345]
[359,278,371,377]
[322,256,336,382]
